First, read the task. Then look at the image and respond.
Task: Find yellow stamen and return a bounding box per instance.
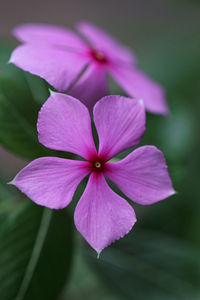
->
[95,162,101,168]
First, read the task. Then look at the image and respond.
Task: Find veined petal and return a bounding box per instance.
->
[93,95,145,160]
[110,65,169,115]
[74,173,136,254]
[77,21,137,65]
[9,44,89,92]
[13,23,87,51]
[37,92,97,160]
[105,146,175,205]
[70,64,108,112]
[10,157,90,209]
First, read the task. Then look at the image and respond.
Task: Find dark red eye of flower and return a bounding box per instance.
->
[91,159,105,172]
[90,49,108,64]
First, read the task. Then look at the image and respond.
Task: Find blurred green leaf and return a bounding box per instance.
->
[0,43,74,160]
[0,43,50,159]
[0,174,17,223]
[85,230,200,300]
[0,175,13,202]
[62,236,121,300]
[0,201,73,300]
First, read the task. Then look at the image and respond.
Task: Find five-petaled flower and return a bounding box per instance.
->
[10,93,175,254]
[10,21,169,115]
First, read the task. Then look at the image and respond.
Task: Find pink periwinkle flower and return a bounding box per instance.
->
[10,93,175,254]
[10,22,168,115]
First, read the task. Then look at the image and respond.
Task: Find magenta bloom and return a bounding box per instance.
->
[10,22,168,115]
[10,93,174,254]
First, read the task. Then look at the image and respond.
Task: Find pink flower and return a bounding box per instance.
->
[10,22,168,115]
[10,93,175,254]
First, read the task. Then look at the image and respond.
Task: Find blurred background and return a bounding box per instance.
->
[0,0,200,299]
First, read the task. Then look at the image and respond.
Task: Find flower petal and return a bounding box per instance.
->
[37,92,97,160]
[110,66,169,115]
[10,157,90,209]
[13,23,87,51]
[70,64,108,112]
[77,21,136,65]
[10,44,89,92]
[93,95,145,160]
[105,145,175,205]
[74,173,136,254]
[37,92,96,159]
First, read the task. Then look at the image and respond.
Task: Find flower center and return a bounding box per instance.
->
[92,159,105,172]
[95,162,101,168]
[90,49,108,64]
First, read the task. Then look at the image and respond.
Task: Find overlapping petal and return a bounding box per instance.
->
[10,44,89,92]
[37,92,97,160]
[70,64,108,112]
[77,21,136,65]
[105,146,175,205]
[93,95,145,160]
[74,173,136,254]
[13,23,87,51]
[109,65,169,115]
[10,157,90,209]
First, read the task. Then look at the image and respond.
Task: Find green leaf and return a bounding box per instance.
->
[85,230,200,300]
[0,176,13,202]
[62,237,121,300]
[0,43,73,160]
[0,43,52,159]
[0,174,17,223]
[0,201,73,300]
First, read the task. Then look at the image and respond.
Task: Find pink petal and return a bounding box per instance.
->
[10,157,90,209]
[37,92,97,160]
[110,65,169,115]
[70,64,108,112]
[93,95,145,160]
[77,21,137,66]
[74,173,136,254]
[105,146,175,205]
[13,23,87,51]
[9,44,89,92]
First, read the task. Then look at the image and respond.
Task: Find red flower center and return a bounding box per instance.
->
[91,158,106,172]
[90,49,108,64]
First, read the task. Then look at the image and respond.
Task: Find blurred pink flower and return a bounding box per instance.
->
[10,93,174,254]
[10,22,168,114]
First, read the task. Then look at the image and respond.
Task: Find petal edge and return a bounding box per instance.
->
[37,92,97,160]
[74,173,136,254]
[10,157,90,209]
[93,95,146,160]
[105,145,175,205]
